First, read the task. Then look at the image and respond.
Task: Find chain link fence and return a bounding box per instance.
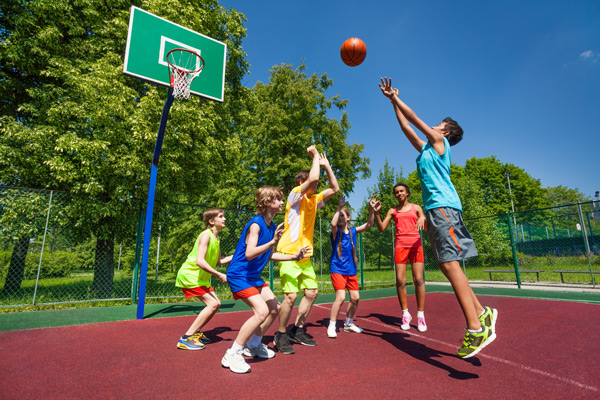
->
[1,186,598,309]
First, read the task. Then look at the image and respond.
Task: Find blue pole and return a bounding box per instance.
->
[137,88,174,320]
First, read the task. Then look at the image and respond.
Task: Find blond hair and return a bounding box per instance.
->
[337,207,358,265]
[203,208,224,229]
[255,186,283,215]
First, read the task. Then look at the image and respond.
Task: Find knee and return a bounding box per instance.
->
[206,299,220,313]
[268,300,281,316]
[396,279,406,288]
[350,294,360,304]
[284,293,297,306]
[413,277,425,287]
[305,289,318,301]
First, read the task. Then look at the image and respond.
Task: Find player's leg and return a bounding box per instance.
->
[343,282,363,333]
[184,290,220,336]
[395,249,412,330]
[243,285,279,360]
[328,287,346,338]
[275,266,299,354]
[410,246,427,332]
[177,287,217,350]
[290,263,318,346]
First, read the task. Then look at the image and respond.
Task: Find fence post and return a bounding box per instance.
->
[269,261,274,290]
[32,190,53,305]
[131,208,145,304]
[506,213,522,288]
[319,217,323,291]
[577,202,595,287]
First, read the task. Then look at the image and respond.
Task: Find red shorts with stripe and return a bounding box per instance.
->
[181,286,214,299]
[394,246,424,264]
[330,273,359,291]
[232,283,269,300]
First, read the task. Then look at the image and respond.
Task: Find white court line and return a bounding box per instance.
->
[314,303,599,393]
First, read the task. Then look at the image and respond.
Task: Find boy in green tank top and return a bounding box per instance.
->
[175,208,232,350]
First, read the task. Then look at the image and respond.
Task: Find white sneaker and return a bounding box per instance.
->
[327,326,337,338]
[243,343,275,359]
[400,314,412,331]
[417,316,427,332]
[343,323,364,333]
[221,349,251,374]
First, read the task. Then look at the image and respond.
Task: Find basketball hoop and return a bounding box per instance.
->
[166,48,205,100]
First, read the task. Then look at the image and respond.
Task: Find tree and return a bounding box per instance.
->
[207,62,371,215]
[545,185,589,207]
[464,156,549,215]
[0,0,249,295]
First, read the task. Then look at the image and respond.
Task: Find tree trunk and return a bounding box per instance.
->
[92,238,114,297]
[3,236,30,294]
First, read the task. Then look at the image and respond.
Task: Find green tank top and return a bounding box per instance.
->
[175,229,220,289]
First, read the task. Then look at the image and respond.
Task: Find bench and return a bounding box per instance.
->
[553,270,600,283]
[484,269,544,281]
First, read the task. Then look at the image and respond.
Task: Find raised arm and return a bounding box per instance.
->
[356,195,377,234]
[373,196,394,233]
[379,77,446,155]
[380,81,425,152]
[299,145,321,197]
[195,232,227,283]
[330,194,346,239]
[318,152,340,202]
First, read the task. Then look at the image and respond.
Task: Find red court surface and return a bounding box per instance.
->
[1,293,598,399]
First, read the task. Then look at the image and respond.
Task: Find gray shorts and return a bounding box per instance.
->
[426,207,478,263]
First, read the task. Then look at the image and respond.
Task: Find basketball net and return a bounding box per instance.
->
[167,48,205,100]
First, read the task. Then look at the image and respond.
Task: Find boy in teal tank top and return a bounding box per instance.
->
[379,78,498,359]
[175,208,232,350]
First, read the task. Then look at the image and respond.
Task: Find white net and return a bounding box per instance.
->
[167,49,204,100]
[170,68,194,100]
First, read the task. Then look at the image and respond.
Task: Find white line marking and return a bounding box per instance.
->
[314,303,599,393]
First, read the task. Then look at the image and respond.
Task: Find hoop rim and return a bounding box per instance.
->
[166,48,205,74]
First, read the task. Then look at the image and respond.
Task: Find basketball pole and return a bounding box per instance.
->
[137,87,175,320]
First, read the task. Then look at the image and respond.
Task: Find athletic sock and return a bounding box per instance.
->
[247,334,262,348]
[478,308,485,317]
[346,317,353,326]
[329,320,336,329]
[417,311,424,318]
[402,309,410,317]
[231,341,244,352]
[467,327,484,334]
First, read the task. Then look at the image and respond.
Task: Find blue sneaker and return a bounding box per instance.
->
[177,336,205,350]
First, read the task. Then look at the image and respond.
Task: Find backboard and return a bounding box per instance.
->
[123,6,227,102]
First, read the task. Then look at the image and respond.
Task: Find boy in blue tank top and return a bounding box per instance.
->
[379,78,498,359]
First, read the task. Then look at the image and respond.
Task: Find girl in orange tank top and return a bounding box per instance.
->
[373,183,428,332]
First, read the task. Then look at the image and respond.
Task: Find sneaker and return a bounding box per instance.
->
[177,336,205,350]
[343,323,364,333]
[327,326,337,338]
[191,331,211,344]
[243,343,275,359]
[400,313,412,331]
[457,325,495,359]
[274,332,295,354]
[479,306,498,335]
[221,349,251,374]
[417,316,427,332]
[289,328,317,346]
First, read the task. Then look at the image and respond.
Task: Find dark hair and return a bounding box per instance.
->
[203,208,224,229]
[442,117,463,146]
[393,182,411,196]
[295,170,309,186]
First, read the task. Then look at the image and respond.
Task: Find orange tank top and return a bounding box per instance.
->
[393,204,422,248]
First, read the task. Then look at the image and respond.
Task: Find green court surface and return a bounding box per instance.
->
[1,284,598,333]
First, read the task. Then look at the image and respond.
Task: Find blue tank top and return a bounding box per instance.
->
[329,227,358,276]
[227,215,276,293]
[416,137,462,212]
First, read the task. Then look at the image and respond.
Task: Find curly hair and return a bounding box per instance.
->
[442,117,464,146]
[255,186,284,215]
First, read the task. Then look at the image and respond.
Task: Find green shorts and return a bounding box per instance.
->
[279,257,318,293]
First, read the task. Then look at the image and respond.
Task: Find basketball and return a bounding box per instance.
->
[340,37,367,67]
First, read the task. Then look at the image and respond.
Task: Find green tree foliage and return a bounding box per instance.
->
[545,185,589,206]
[209,62,371,214]
[464,156,550,215]
[0,0,249,295]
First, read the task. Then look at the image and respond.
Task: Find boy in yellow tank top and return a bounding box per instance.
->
[175,208,232,350]
[274,145,339,354]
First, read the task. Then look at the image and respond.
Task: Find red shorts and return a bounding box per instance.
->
[181,286,214,299]
[394,246,424,264]
[232,283,269,300]
[330,273,359,291]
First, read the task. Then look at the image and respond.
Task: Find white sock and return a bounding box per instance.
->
[247,334,262,348]
[467,327,484,334]
[402,309,410,317]
[417,311,424,318]
[346,317,353,326]
[478,308,485,317]
[328,320,336,329]
[231,341,244,352]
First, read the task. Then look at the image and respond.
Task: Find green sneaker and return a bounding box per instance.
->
[479,306,498,335]
[457,325,495,359]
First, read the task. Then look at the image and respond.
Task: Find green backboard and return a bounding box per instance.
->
[123,6,226,102]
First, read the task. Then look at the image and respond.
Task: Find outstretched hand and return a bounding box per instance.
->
[379,77,395,99]
[370,195,382,212]
[307,145,318,158]
[338,194,347,209]
[318,152,331,168]
[272,222,285,245]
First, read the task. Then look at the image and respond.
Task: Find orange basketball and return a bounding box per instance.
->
[340,37,367,67]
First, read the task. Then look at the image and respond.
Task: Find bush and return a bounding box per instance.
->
[24,251,77,278]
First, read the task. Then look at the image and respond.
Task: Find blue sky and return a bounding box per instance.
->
[223,0,600,207]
